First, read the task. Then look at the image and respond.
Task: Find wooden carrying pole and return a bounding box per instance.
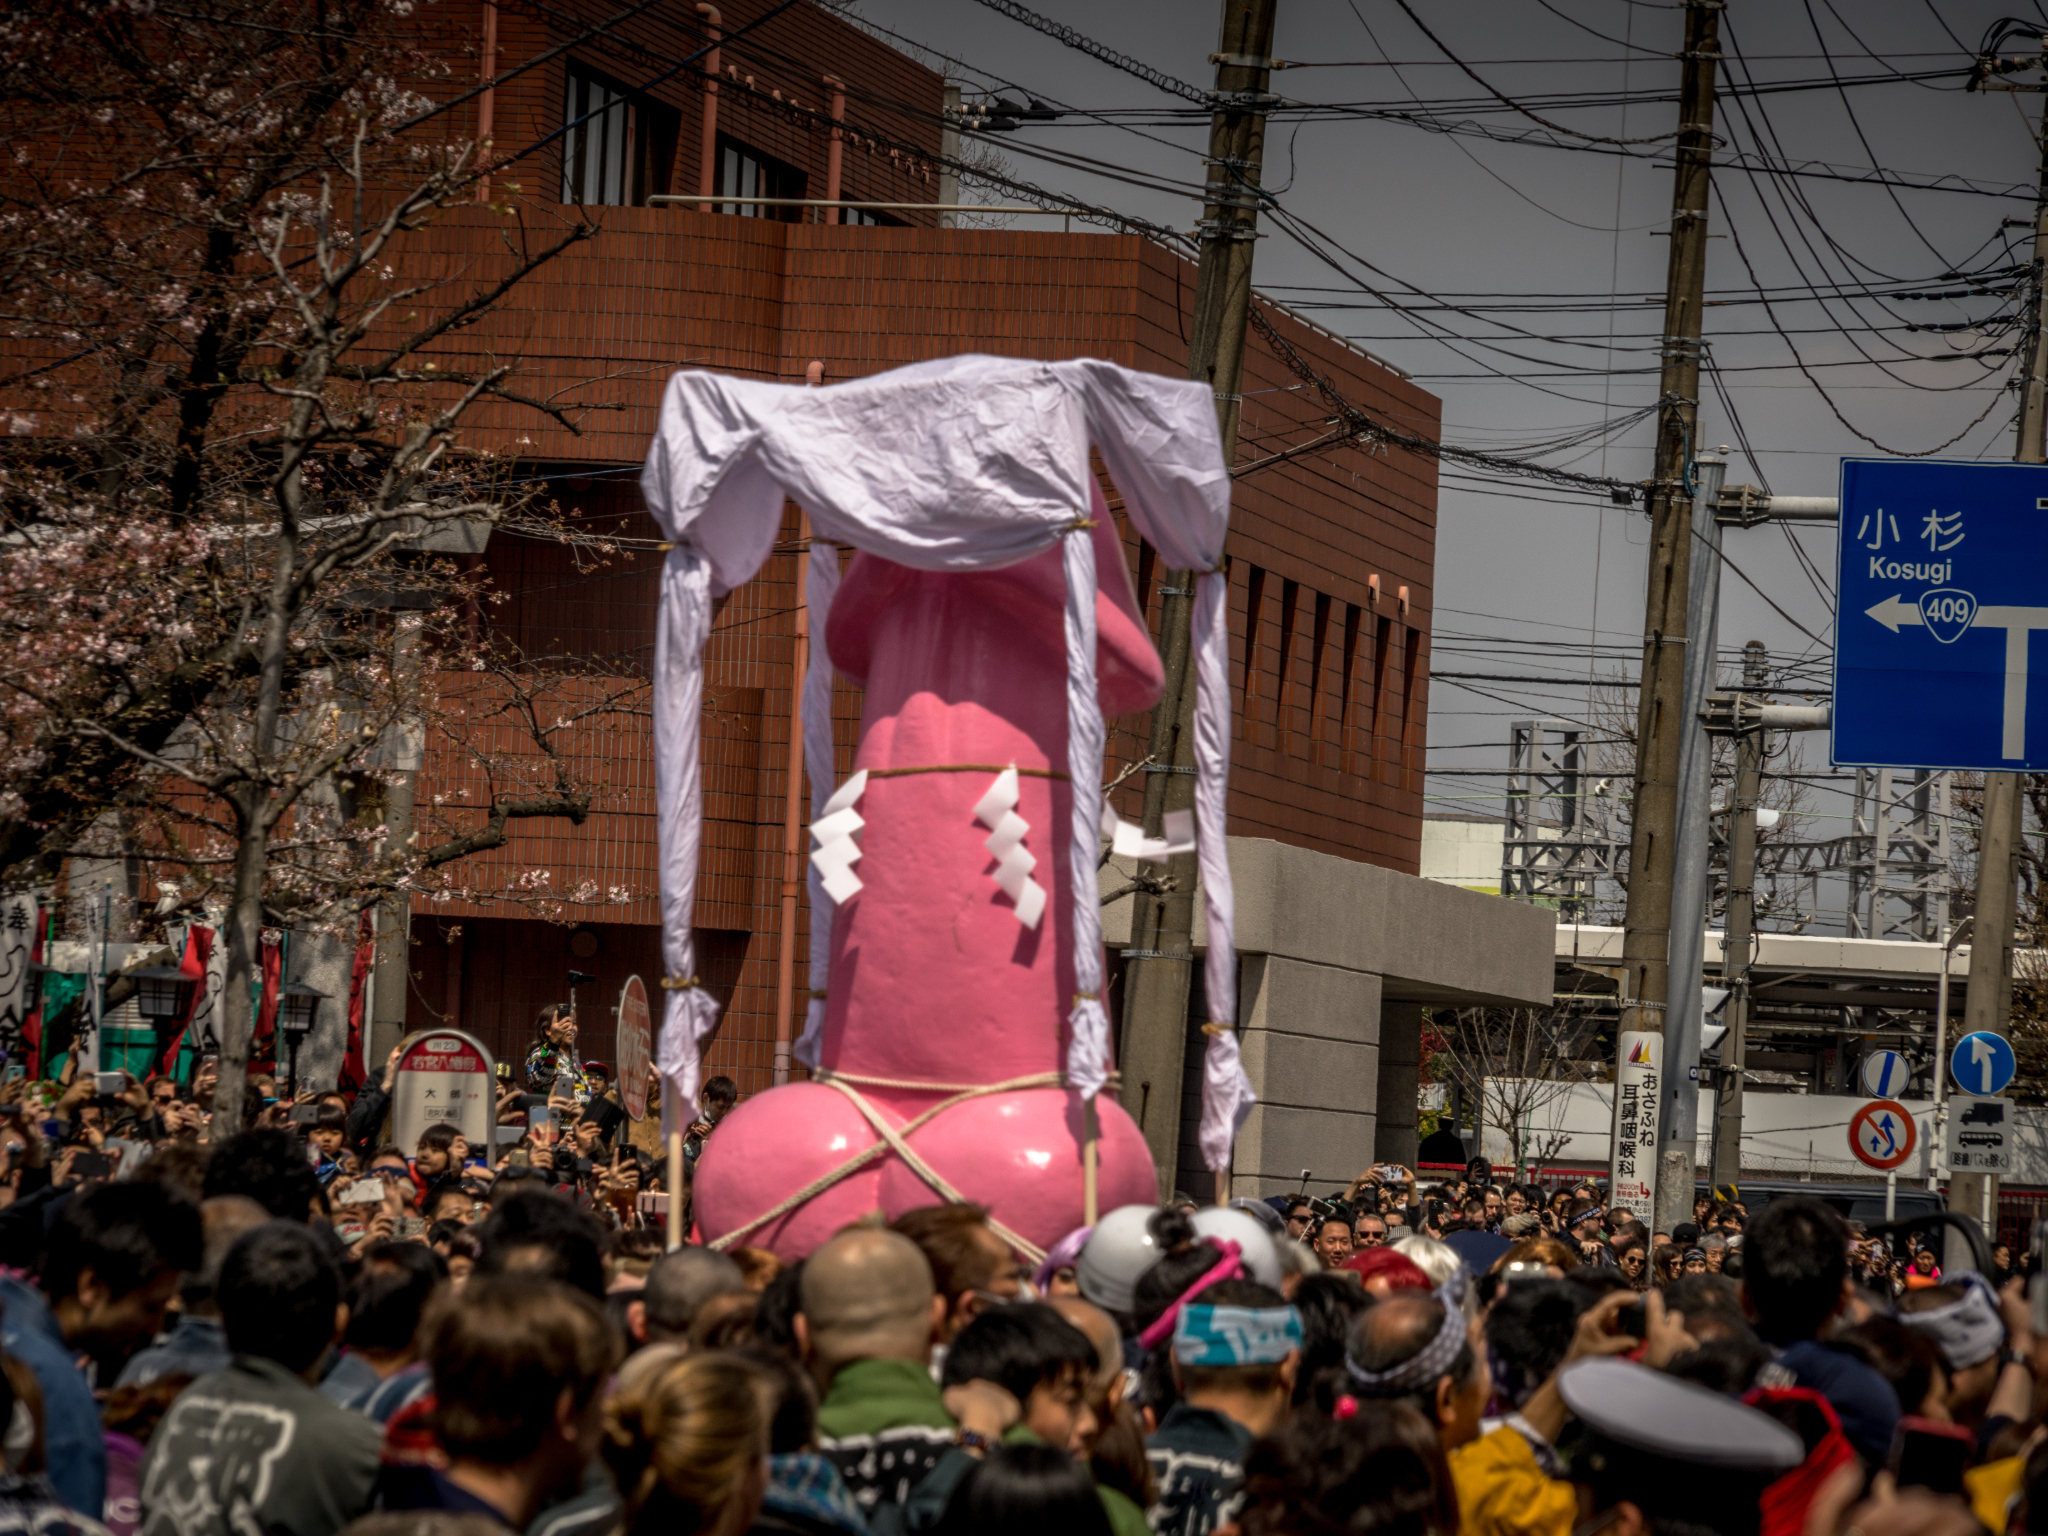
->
[667,1125,683,1251]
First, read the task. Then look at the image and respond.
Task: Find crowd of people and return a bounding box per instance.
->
[0,1032,2036,1536]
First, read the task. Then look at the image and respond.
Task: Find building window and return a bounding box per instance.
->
[718,135,807,219]
[560,64,677,206]
[842,205,902,227]
[562,65,636,206]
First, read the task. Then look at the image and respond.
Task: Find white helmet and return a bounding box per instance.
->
[1190,1205,1284,1290]
[1076,1204,1167,1314]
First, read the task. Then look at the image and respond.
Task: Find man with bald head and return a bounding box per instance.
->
[802,1224,1016,1514]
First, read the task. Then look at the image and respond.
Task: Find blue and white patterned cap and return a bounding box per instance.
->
[1172,1303,1304,1366]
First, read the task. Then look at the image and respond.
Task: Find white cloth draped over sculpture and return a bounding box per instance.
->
[639,353,1256,1175]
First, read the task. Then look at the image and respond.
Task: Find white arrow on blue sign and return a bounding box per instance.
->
[1859,1049,1911,1099]
[1950,1030,2016,1097]
[1834,457,2048,770]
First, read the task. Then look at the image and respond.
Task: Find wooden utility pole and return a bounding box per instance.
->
[1614,0,1722,1235]
[1953,76,2048,1236]
[1119,0,1278,1196]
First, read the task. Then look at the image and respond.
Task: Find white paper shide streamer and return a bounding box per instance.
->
[809,771,869,904]
[1101,805,1195,863]
[972,767,1047,930]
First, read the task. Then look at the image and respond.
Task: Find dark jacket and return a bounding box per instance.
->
[1146,1402,1254,1536]
[139,1355,381,1536]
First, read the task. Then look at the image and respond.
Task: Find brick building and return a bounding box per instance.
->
[380,0,1552,1189]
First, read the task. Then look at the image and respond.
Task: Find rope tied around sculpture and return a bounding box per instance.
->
[701,1067,1121,1264]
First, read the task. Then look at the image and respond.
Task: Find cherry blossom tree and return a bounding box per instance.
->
[0,0,640,1122]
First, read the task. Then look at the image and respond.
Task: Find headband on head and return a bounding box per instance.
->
[1136,1240,1244,1352]
[1899,1272,2006,1371]
[1173,1303,1302,1366]
[1343,1291,1467,1397]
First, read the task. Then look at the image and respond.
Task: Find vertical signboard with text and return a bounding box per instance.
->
[1609,1032,1661,1212]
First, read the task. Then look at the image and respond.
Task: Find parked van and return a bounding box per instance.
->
[1696,1176,1944,1228]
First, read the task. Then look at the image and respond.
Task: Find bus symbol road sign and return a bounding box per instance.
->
[1859,1050,1911,1099]
[1848,1099,1918,1172]
[1950,1030,2016,1097]
[1947,1094,2012,1173]
[1834,458,2048,770]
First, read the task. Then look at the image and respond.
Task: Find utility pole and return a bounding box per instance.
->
[1120,0,1278,1196]
[1952,60,2048,1246]
[1709,642,1769,1191]
[1662,448,1726,1210]
[1615,0,1723,1235]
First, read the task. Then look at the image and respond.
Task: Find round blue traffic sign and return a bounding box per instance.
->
[1859,1049,1911,1099]
[1951,1031,2016,1097]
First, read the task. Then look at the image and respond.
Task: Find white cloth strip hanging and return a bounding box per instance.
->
[796,539,843,1071]
[1062,516,1112,1100]
[653,549,722,1109]
[1193,568,1255,1172]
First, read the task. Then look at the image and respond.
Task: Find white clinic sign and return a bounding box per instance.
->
[392,1029,496,1153]
[1608,1031,1661,1214]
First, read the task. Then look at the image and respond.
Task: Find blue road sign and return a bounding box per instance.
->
[1835,458,2048,770]
[1950,1030,2016,1097]
[1858,1049,1911,1099]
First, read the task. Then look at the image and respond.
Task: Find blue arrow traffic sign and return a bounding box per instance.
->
[1835,458,2048,771]
[1950,1030,2016,1097]
[1859,1049,1911,1099]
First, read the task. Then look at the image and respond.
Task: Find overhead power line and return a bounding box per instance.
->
[1242,307,1642,498]
[963,0,1210,105]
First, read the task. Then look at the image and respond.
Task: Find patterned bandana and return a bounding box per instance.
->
[1898,1272,2006,1371]
[1343,1291,1467,1397]
[1172,1303,1303,1366]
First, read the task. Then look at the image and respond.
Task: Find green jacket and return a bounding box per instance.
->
[815,1357,958,1515]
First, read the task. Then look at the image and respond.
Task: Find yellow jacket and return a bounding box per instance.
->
[1448,1425,1578,1536]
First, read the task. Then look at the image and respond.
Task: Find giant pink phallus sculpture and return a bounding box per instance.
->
[637,355,1257,1261]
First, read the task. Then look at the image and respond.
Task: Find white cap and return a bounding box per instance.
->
[1076,1204,1166,1315]
[1190,1205,1284,1290]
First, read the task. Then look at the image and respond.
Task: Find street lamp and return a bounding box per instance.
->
[129,966,197,1081]
[277,982,328,1100]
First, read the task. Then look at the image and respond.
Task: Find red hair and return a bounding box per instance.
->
[1337,1247,1431,1292]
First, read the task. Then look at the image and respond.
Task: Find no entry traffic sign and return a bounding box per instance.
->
[1848,1098,1918,1172]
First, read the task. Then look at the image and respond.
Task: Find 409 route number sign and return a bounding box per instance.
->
[1848,1098,1918,1173]
[1835,458,2048,770]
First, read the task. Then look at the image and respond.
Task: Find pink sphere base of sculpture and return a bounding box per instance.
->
[693,1081,1157,1258]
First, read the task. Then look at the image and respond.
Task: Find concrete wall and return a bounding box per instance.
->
[1113,837,1554,1198]
[1234,956,1381,1195]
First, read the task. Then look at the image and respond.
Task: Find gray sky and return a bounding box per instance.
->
[841,0,2039,929]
